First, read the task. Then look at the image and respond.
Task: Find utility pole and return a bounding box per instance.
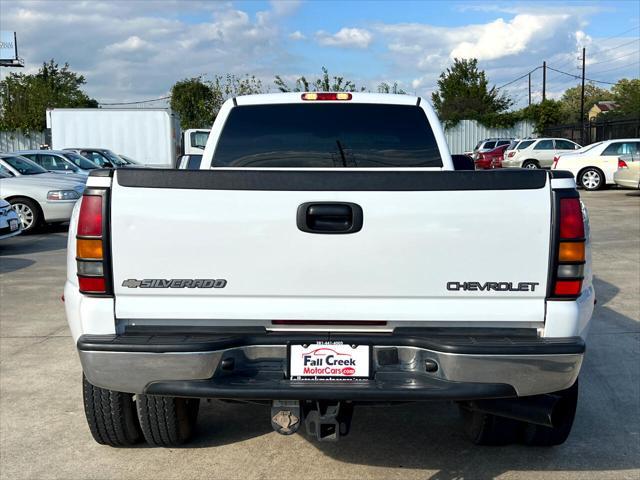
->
[528,73,532,106]
[580,47,586,145]
[542,61,546,101]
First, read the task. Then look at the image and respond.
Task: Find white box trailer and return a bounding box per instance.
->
[47,108,181,167]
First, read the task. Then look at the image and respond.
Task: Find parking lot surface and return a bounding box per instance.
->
[1,189,638,480]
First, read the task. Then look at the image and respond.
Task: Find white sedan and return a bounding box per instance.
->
[0,156,85,233]
[0,198,22,240]
[553,139,640,190]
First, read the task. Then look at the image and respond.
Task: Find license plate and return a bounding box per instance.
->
[9,219,19,231]
[289,342,370,380]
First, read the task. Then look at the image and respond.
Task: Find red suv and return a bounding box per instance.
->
[474,144,508,169]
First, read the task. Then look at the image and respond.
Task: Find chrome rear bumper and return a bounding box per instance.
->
[78,330,584,399]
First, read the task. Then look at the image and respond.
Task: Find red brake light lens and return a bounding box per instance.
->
[618,159,628,168]
[78,195,103,237]
[559,198,584,239]
[554,280,582,296]
[78,276,106,293]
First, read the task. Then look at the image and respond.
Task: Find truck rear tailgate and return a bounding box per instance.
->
[110,169,551,328]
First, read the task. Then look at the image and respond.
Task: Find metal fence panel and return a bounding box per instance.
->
[444,120,535,154]
[0,131,46,153]
[543,116,640,145]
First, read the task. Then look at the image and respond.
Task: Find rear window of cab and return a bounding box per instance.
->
[212,103,443,168]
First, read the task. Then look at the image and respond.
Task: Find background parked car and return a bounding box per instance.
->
[0,160,85,232]
[177,154,203,170]
[118,154,142,165]
[0,154,86,185]
[553,139,640,190]
[472,138,512,160]
[0,197,22,240]
[474,144,508,169]
[63,148,129,168]
[15,150,99,176]
[502,138,581,169]
[614,154,640,189]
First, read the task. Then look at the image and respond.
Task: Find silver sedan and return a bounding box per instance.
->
[0,156,85,233]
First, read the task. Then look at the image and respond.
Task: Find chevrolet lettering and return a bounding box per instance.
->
[446,281,540,292]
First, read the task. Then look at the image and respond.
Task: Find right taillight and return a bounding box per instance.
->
[551,196,585,299]
[76,190,112,296]
[508,151,515,158]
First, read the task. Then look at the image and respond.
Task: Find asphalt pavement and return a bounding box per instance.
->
[1,189,638,480]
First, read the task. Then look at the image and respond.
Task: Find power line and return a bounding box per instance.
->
[590,60,640,76]
[588,49,640,67]
[597,24,640,42]
[546,66,617,85]
[596,38,640,55]
[496,66,541,89]
[99,95,171,106]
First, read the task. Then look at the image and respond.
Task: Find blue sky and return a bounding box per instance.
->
[1,0,638,107]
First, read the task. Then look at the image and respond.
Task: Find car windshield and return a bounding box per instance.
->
[2,156,48,175]
[120,154,141,165]
[62,151,99,169]
[212,103,443,168]
[0,164,14,178]
[102,150,127,166]
[580,142,604,153]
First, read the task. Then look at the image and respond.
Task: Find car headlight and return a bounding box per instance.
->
[47,190,81,200]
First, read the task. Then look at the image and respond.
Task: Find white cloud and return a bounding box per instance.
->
[269,0,302,16]
[315,28,373,49]
[449,14,569,61]
[289,30,306,40]
[104,36,153,54]
[0,1,290,102]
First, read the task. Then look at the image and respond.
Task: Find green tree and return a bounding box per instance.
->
[0,59,97,132]
[274,66,363,92]
[559,83,613,123]
[610,78,640,117]
[520,99,567,133]
[170,74,264,129]
[170,77,217,130]
[431,58,512,126]
[377,82,406,94]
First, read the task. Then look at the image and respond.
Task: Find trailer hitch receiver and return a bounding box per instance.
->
[304,401,354,442]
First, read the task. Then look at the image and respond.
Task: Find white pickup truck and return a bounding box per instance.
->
[65,92,594,448]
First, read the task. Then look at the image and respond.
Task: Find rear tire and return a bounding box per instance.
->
[580,167,604,190]
[522,160,539,169]
[521,380,579,446]
[136,394,200,447]
[460,405,521,446]
[82,375,142,447]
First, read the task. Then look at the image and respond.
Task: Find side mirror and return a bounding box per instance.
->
[103,161,114,168]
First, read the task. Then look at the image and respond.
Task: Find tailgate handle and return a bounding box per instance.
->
[297,202,363,234]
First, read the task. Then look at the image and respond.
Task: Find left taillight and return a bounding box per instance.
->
[550,196,585,300]
[76,190,112,296]
[552,156,559,169]
[618,158,628,169]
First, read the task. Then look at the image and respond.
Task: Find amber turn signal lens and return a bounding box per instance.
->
[558,242,585,262]
[77,239,103,259]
